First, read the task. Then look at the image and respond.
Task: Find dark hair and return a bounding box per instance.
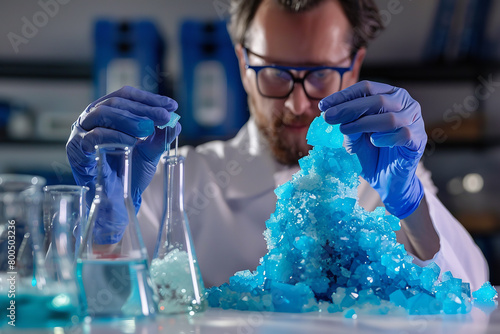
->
[228,0,383,53]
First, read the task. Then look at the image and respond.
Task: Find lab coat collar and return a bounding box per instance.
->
[224,117,286,200]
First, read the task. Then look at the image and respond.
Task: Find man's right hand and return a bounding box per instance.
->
[66,86,181,214]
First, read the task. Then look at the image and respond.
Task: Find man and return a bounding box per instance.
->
[67,0,488,290]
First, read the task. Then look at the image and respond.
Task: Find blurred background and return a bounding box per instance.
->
[0,0,499,284]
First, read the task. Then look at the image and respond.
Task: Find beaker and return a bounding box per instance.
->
[76,144,157,319]
[43,185,89,263]
[0,174,78,328]
[151,155,206,315]
[0,174,44,327]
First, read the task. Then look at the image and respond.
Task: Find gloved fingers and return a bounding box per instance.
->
[136,123,182,162]
[80,105,155,138]
[370,122,427,152]
[88,86,178,110]
[130,122,183,212]
[66,122,97,167]
[80,127,138,154]
[323,92,411,125]
[339,107,421,135]
[319,80,397,111]
[343,132,365,154]
[93,97,174,127]
[369,128,410,148]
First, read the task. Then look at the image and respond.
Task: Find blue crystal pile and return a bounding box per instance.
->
[207,115,497,316]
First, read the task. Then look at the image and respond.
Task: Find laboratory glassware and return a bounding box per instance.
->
[151,154,206,315]
[43,185,89,263]
[76,144,158,319]
[0,175,78,328]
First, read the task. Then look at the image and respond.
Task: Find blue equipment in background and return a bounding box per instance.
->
[180,20,248,142]
[93,19,166,98]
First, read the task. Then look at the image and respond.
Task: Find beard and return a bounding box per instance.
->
[250,97,317,166]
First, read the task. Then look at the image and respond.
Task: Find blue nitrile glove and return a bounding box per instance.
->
[319,81,427,219]
[66,86,181,240]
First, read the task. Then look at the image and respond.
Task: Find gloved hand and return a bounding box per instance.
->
[66,85,181,217]
[319,81,427,219]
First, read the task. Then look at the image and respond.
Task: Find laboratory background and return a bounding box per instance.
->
[0,0,500,286]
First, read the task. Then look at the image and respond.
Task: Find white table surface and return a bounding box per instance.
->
[4,289,499,334]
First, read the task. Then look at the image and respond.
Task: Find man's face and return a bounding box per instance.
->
[237,0,364,165]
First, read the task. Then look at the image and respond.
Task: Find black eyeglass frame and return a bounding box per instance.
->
[243,47,357,100]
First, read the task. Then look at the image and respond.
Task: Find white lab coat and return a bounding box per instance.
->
[138,118,489,291]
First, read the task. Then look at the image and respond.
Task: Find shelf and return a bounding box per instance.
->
[1,59,499,82]
[427,139,500,151]
[0,60,91,80]
[0,139,67,146]
[360,61,500,82]
[1,59,499,152]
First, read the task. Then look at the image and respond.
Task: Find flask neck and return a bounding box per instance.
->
[85,144,138,246]
[163,155,185,211]
[95,145,132,201]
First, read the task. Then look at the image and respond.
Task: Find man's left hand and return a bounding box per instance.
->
[319,80,427,219]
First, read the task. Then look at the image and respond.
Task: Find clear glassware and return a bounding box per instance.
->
[43,185,89,264]
[0,174,79,328]
[76,144,157,319]
[151,154,206,315]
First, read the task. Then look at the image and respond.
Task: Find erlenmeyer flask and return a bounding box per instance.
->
[76,144,157,319]
[151,154,206,315]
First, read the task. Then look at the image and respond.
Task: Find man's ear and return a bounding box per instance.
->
[351,47,366,81]
[235,43,251,93]
[342,47,366,89]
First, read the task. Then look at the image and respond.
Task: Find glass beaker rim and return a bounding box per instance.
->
[43,185,89,194]
[95,143,133,152]
[0,174,46,190]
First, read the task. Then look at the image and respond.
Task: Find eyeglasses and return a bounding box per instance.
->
[243,47,356,100]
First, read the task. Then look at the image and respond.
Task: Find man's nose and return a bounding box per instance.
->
[284,83,312,116]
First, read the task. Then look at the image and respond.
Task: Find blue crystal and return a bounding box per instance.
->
[305,114,344,148]
[206,115,495,316]
[442,293,462,314]
[358,230,380,250]
[461,283,471,298]
[207,286,222,307]
[343,308,357,319]
[358,288,380,306]
[271,282,317,312]
[389,290,407,308]
[274,182,294,200]
[472,282,498,302]
[419,262,440,292]
[157,112,180,129]
[386,215,401,231]
[407,293,440,315]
